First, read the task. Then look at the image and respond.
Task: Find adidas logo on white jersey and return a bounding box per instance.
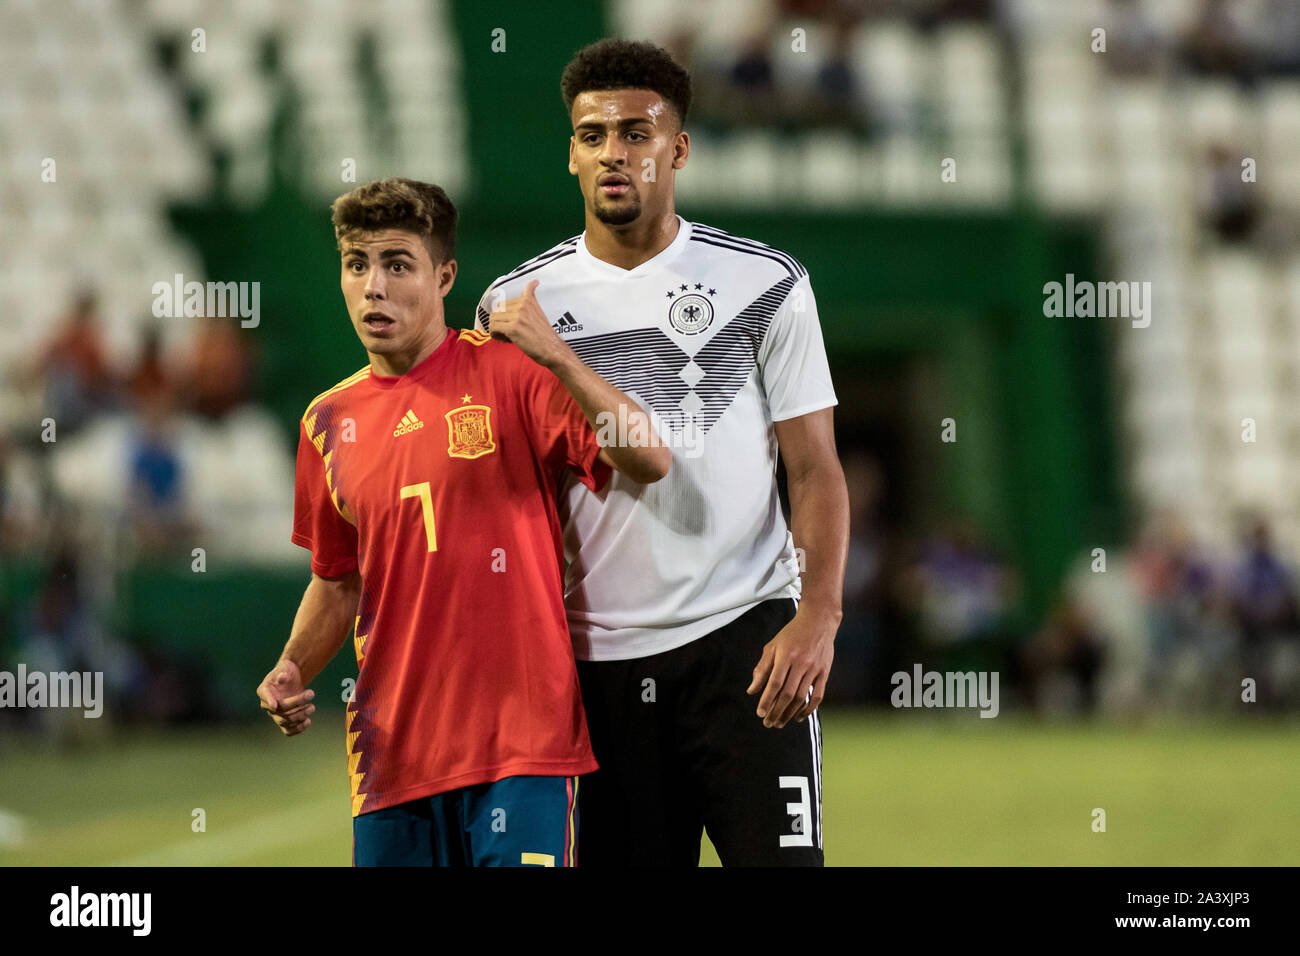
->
[551,311,584,334]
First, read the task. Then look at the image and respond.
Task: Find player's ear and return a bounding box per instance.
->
[437,258,457,296]
[568,135,578,176]
[673,130,689,170]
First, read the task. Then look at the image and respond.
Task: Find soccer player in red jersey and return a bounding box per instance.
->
[255,178,669,866]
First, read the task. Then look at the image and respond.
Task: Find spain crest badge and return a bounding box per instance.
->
[445,403,496,459]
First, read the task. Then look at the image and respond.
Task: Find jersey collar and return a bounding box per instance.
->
[576,216,692,279]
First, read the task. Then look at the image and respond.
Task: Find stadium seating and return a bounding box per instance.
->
[0,0,461,565]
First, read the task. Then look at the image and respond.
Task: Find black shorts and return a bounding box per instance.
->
[575,598,823,867]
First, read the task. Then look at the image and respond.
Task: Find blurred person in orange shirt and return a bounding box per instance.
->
[37,289,115,432]
[125,324,177,413]
[181,317,254,420]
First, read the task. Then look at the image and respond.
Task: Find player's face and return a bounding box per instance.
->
[568,89,688,226]
[339,229,456,361]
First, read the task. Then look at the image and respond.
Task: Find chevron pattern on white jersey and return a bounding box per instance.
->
[477,218,837,660]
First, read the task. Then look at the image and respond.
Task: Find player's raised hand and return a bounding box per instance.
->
[257,658,316,736]
[489,280,570,369]
[746,611,835,729]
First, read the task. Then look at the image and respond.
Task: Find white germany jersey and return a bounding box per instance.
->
[476,217,837,661]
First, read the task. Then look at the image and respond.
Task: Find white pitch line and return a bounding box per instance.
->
[110,798,346,867]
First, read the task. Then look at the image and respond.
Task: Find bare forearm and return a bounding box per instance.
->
[787,466,850,623]
[547,347,670,482]
[280,571,361,686]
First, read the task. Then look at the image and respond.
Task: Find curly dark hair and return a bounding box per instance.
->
[561,38,692,128]
[331,177,457,264]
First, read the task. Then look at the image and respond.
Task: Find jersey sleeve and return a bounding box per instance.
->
[291,417,360,577]
[518,363,611,493]
[757,272,838,422]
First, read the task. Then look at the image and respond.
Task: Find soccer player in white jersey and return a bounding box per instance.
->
[476,38,849,866]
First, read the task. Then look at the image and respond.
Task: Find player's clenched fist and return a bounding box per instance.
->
[489,280,570,369]
[257,659,315,736]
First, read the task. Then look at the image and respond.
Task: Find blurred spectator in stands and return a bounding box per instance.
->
[1023,594,1106,715]
[800,9,873,135]
[1103,0,1167,78]
[126,323,176,412]
[1199,142,1260,245]
[778,0,838,15]
[122,629,215,725]
[18,548,93,674]
[181,317,254,420]
[1261,0,1300,76]
[1181,0,1255,86]
[9,546,108,740]
[122,321,189,558]
[664,27,731,135]
[726,32,781,128]
[124,395,189,559]
[912,0,993,32]
[662,28,697,81]
[0,430,44,556]
[36,289,115,434]
[900,516,1017,673]
[1130,510,1216,668]
[1229,515,1300,709]
[10,541,206,733]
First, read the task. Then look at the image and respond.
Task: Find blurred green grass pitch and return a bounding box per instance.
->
[1,711,1296,866]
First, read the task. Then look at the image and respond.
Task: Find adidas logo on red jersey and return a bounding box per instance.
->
[393,409,425,437]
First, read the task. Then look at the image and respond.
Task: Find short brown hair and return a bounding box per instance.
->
[331,177,458,264]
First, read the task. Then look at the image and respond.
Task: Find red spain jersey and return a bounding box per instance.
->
[292,327,608,816]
